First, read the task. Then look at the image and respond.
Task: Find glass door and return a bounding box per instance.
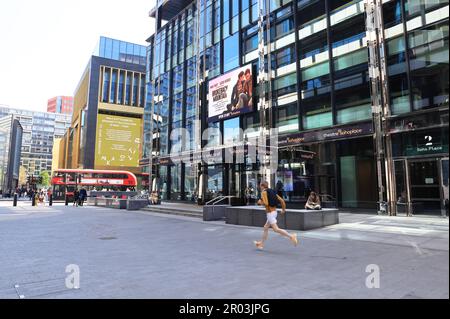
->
[408,159,441,215]
[243,170,259,205]
[394,159,411,215]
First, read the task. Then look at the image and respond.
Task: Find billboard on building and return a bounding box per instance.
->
[95,114,141,168]
[208,64,254,123]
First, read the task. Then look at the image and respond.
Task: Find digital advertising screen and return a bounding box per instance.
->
[95,114,142,168]
[208,64,254,123]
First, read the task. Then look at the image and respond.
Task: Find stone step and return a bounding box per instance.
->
[141,206,203,218]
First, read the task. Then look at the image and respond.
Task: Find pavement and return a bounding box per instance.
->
[0,201,448,299]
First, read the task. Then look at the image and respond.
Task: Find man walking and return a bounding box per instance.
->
[254,181,298,250]
[79,188,87,206]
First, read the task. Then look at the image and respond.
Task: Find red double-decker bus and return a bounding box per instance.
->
[51,169,138,200]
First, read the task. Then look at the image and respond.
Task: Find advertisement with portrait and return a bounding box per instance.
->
[208,64,254,123]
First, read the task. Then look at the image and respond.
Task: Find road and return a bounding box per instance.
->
[0,202,448,299]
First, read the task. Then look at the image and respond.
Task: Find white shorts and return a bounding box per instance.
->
[266,211,278,225]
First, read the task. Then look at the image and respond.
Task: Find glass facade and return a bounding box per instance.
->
[95,37,147,66]
[99,66,146,107]
[144,0,449,212]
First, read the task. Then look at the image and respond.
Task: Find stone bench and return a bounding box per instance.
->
[92,198,127,209]
[127,199,150,211]
[225,206,339,231]
[203,205,229,221]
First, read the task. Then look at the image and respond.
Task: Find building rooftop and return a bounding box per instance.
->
[149,0,193,21]
[92,36,147,66]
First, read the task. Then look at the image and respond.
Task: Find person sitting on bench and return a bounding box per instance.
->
[305,191,322,210]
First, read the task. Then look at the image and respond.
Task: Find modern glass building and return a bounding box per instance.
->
[0,115,23,195]
[0,106,71,180]
[144,0,449,215]
[57,37,147,183]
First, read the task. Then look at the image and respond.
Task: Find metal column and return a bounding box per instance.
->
[365,0,396,215]
[257,0,275,188]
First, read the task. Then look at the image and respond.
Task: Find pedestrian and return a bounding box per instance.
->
[79,188,87,206]
[305,191,321,210]
[73,189,80,207]
[253,181,298,250]
[38,189,45,206]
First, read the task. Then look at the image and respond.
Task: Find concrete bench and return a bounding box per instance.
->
[127,199,150,211]
[203,205,229,221]
[224,206,339,231]
[93,198,127,209]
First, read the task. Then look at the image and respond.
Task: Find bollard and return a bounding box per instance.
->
[13,194,18,207]
[32,195,36,207]
[65,195,69,206]
[49,194,53,206]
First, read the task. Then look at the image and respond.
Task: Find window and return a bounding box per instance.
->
[224,117,241,145]
[223,33,240,72]
[276,103,299,133]
[272,46,295,69]
[172,93,183,123]
[386,36,409,114]
[133,74,139,106]
[274,72,297,92]
[125,73,132,105]
[333,49,368,72]
[245,34,258,53]
[118,71,125,104]
[273,18,294,39]
[102,68,110,103]
[383,0,402,28]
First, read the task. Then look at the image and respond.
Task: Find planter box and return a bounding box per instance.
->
[203,205,228,221]
[225,209,239,225]
[127,199,150,211]
[225,206,338,230]
[237,208,253,226]
[252,209,267,227]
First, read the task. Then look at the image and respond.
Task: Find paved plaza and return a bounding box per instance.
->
[0,201,448,299]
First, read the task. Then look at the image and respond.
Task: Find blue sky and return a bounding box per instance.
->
[0,0,156,111]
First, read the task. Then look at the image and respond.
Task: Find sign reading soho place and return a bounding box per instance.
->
[278,122,374,147]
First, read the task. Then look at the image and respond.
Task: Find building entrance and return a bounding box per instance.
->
[394,157,448,216]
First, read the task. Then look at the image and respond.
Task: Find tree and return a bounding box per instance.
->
[39,171,50,188]
[19,166,27,187]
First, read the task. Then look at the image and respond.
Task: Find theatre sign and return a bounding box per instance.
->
[279,122,374,147]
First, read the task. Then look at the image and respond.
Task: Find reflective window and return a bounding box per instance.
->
[133,74,139,106]
[110,69,118,104]
[224,117,241,144]
[118,71,125,104]
[276,103,299,133]
[386,36,409,114]
[408,21,449,111]
[223,33,240,72]
[102,68,110,103]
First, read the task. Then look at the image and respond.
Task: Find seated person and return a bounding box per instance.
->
[305,191,322,210]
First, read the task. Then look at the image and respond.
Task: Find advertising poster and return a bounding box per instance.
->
[208,64,254,123]
[95,114,141,168]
